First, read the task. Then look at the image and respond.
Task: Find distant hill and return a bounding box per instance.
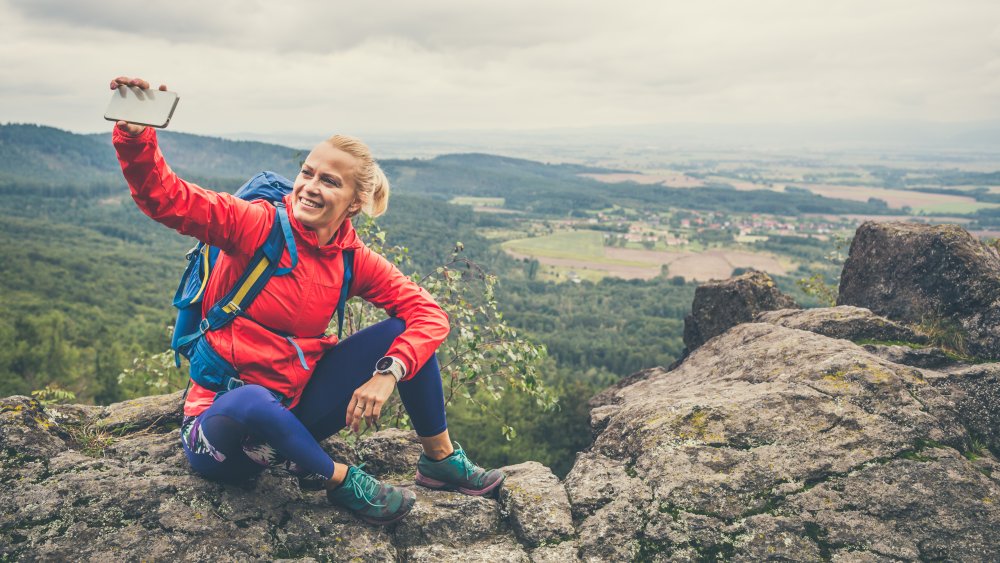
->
[0,124,120,193]
[0,123,903,216]
[0,124,303,194]
[89,130,304,188]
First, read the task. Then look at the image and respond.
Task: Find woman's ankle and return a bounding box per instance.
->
[325,463,349,490]
[418,430,455,461]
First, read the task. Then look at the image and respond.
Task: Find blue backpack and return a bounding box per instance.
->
[171,171,354,399]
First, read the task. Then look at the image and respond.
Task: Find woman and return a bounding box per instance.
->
[110,76,504,525]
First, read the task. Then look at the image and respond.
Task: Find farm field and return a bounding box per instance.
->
[450,196,505,207]
[796,184,996,213]
[805,213,973,224]
[501,231,794,281]
[580,171,705,188]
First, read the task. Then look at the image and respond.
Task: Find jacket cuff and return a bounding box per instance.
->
[112,125,156,144]
[396,357,417,382]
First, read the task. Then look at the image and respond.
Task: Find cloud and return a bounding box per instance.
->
[6,0,614,55]
[2,0,999,137]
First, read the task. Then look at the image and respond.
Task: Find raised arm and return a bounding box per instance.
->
[110,76,270,256]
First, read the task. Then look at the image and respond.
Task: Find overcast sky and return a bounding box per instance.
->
[2,0,999,140]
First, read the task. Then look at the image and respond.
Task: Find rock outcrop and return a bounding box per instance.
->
[838,221,1000,360]
[569,322,1000,561]
[682,270,798,352]
[3,222,999,561]
[0,393,575,562]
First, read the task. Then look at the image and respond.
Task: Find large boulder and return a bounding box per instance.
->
[838,221,1000,360]
[566,322,1000,561]
[683,270,798,352]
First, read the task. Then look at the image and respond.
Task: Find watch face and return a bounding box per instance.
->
[376,357,394,371]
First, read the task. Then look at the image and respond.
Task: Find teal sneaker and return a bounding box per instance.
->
[326,465,416,525]
[414,443,505,497]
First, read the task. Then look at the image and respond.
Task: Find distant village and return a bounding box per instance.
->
[549,207,859,248]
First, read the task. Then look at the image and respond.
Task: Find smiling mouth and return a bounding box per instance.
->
[299,197,323,209]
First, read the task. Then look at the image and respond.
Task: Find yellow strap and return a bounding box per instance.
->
[191,245,212,303]
[222,257,271,314]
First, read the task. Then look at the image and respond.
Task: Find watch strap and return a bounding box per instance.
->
[376,356,406,382]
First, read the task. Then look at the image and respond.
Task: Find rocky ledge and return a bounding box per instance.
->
[2,221,999,562]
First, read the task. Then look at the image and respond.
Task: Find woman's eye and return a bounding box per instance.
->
[322,177,340,187]
[300,169,312,177]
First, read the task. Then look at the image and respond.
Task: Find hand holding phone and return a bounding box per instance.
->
[105,77,178,135]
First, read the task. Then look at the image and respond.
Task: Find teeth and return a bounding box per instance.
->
[299,198,322,209]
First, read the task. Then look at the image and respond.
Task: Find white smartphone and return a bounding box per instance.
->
[104,86,180,128]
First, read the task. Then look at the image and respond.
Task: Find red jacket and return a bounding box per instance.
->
[113,127,450,416]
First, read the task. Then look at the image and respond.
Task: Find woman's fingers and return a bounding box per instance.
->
[346,392,383,432]
[108,76,163,137]
[346,393,360,429]
[346,378,395,433]
[115,120,146,137]
[110,76,167,91]
[353,399,367,432]
[364,399,381,429]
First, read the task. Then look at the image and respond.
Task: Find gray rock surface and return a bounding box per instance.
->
[757,305,928,344]
[931,362,1000,457]
[683,270,799,352]
[498,461,575,548]
[568,322,1000,561]
[757,306,961,368]
[838,221,1000,360]
[0,395,574,561]
[859,342,958,369]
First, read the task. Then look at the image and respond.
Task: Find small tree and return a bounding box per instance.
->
[796,234,850,307]
[340,218,553,440]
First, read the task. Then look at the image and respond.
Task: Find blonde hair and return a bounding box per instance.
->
[326,134,390,218]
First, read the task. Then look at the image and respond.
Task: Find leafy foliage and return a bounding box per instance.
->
[343,218,553,442]
[30,383,76,406]
[794,234,850,307]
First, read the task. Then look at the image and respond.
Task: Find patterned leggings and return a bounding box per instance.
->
[179,318,447,482]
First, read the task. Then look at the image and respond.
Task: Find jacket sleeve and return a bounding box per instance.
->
[113,127,271,256]
[350,246,450,381]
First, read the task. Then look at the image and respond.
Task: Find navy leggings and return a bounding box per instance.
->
[180,318,447,482]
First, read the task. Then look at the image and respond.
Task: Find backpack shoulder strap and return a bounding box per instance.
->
[175,205,292,349]
[336,249,355,338]
[273,203,298,276]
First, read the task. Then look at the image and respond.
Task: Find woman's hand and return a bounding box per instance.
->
[109,76,168,137]
[345,374,397,433]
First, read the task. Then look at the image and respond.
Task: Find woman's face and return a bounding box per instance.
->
[291,142,362,238]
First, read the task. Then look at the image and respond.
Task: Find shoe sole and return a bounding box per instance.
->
[357,493,416,526]
[414,470,506,497]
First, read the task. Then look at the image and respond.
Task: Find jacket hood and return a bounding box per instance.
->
[282,194,364,255]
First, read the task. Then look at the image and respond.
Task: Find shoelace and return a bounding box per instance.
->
[451,444,481,481]
[343,464,386,508]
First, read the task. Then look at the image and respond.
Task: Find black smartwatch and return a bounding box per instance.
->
[375,356,406,382]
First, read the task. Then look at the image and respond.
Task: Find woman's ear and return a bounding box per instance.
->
[348,199,363,216]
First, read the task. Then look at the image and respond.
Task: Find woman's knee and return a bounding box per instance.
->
[215,384,286,423]
[376,317,406,339]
